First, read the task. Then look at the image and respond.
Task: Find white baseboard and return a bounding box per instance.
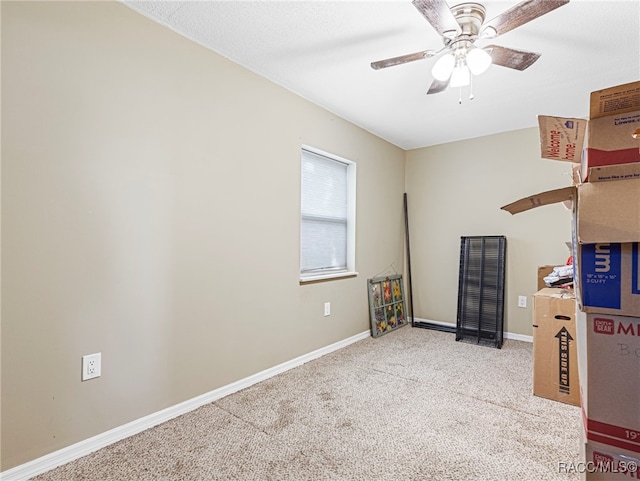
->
[503,331,534,343]
[412,317,533,343]
[1,330,371,481]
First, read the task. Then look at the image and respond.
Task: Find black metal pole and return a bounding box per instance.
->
[403,193,415,327]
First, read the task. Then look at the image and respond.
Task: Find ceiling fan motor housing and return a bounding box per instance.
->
[446,2,486,54]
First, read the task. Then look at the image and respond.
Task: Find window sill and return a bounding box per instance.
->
[300,271,358,285]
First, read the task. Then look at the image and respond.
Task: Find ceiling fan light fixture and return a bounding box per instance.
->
[466,47,492,75]
[450,62,470,88]
[431,53,455,81]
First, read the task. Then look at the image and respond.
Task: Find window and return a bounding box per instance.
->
[300,146,356,282]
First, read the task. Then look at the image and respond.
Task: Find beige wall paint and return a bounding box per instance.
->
[1,1,405,469]
[405,128,573,336]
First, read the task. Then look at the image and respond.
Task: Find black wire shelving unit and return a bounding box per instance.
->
[455,235,506,349]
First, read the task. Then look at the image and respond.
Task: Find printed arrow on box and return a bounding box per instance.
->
[555,325,574,394]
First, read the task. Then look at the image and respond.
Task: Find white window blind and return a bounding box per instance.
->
[301,149,349,274]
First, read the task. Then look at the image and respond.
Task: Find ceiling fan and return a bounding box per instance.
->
[371,0,570,97]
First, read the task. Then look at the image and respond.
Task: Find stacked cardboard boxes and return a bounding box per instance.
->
[503,81,640,479]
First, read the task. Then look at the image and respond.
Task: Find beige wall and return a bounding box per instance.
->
[1,1,406,469]
[405,128,573,336]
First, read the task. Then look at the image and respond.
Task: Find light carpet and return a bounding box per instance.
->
[33,326,581,480]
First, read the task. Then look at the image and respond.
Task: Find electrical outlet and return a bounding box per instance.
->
[324,302,331,316]
[82,353,101,381]
[518,296,527,308]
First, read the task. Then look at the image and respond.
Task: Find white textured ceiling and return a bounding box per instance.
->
[124,0,640,149]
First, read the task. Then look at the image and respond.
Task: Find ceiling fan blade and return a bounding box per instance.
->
[370,50,436,70]
[427,78,449,94]
[486,45,541,71]
[412,0,461,37]
[482,0,569,37]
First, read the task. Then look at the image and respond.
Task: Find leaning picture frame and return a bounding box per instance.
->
[367,274,408,338]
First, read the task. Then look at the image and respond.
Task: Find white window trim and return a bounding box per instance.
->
[300,145,357,283]
[299,270,358,284]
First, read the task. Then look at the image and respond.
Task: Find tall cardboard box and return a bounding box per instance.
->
[532,288,580,406]
[576,310,640,454]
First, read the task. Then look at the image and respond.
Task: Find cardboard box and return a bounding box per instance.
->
[583,110,640,181]
[574,242,640,317]
[576,180,640,244]
[590,81,640,120]
[576,311,640,454]
[580,439,640,480]
[502,179,640,316]
[538,81,640,183]
[532,288,580,406]
[501,178,640,244]
[537,113,640,183]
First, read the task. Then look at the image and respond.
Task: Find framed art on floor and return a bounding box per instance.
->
[367,274,408,338]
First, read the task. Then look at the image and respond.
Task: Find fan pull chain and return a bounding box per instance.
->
[457,77,476,104]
